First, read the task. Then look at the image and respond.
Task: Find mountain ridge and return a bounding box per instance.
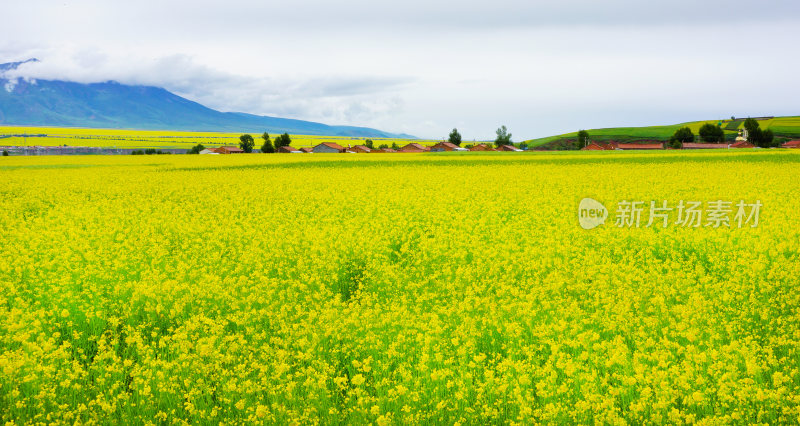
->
[0,60,415,138]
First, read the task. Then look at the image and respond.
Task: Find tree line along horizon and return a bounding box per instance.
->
[175,119,781,155]
[575,118,779,149]
[183,126,520,154]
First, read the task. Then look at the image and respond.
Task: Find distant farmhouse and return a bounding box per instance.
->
[312,142,345,153]
[214,146,245,154]
[469,144,495,151]
[431,142,467,152]
[497,145,523,152]
[277,146,302,153]
[350,145,372,153]
[399,143,430,153]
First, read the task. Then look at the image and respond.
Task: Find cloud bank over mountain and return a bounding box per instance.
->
[2,0,799,139]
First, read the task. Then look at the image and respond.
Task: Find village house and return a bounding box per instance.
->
[729,141,755,148]
[371,148,397,153]
[616,142,664,150]
[497,145,523,152]
[215,146,245,154]
[581,142,617,151]
[431,141,468,152]
[350,145,372,153]
[468,144,495,151]
[312,142,345,153]
[399,143,430,153]
[299,147,314,153]
[198,148,219,155]
[782,140,800,149]
[682,143,728,149]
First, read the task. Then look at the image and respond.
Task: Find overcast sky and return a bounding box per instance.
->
[2,0,799,139]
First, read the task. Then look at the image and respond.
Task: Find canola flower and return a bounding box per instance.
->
[0,150,799,424]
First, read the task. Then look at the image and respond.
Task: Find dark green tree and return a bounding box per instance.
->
[260,132,274,153]
[365,139,374,149]
[577,130,590,149]
[698,123,725,143]
[743,118,764,146]
[239,134,255,153]
[187,143,206,154]
[391,142,400,150]
[273,133,292,149]
[742,118,775,148]
[669,126,694,149]
[742,118,763,146]
[750,128,764,147]
[763,129,776,147]
[378,143,388,149]
[743,118,760,138]
[2,150,8,156]
[448,128,462,146]
[494,125,512,147]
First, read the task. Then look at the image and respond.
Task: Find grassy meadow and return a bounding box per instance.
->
[1,150,799,424]
[526,116,800,148]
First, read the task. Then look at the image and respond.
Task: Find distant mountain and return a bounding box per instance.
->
[0,60,415,138]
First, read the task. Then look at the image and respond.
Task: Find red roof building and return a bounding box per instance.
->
[616,143,664,150]
[399,143,430,152]
[682,143,728,149]
[431,141,467,152]
[582,141,622,150]
[312,142,345,153]
[497,145,522,152]
[277,145,301,153]
[370,148,397,153]
[782,140,800,148]
[351,145,372,153]
[729,141,755,148]
[582,142,607,151]
[216,146,245,154]
[469,144,495,151]
[299,147,313,153]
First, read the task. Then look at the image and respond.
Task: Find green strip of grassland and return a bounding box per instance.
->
[525,116,800,149]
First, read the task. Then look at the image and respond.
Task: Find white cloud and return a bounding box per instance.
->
[2,1,799,139]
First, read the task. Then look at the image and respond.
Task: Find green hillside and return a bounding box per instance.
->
[526,116,800,149]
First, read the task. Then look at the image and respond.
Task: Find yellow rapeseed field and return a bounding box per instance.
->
[0,126,438,150]
[1,150,799,424]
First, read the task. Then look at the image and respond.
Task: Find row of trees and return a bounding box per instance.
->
[577,118,780,150]
[742,118,776,148]
[131,148,170,155]
[251,132,292,153]
[445,126,514,148]
[189,126,518,155]
[669,119,776,148]
[185,132,294,154]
